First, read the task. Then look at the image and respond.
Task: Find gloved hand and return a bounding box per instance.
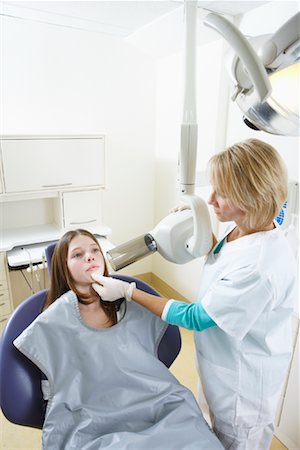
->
[91,273,136,302]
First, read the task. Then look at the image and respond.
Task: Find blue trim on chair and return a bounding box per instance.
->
[0,291,47,428]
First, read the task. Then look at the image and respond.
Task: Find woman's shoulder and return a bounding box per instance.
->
[259,225,297,278]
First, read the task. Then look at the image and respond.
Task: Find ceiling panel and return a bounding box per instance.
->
[2,1,268,36]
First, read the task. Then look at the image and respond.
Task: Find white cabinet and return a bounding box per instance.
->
[0,135,109,252]
[0,136,105,193]
[62,190,102,229]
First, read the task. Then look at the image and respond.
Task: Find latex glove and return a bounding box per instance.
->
[91,273,136,302]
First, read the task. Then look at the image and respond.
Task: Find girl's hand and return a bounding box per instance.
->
[91,273,135,302]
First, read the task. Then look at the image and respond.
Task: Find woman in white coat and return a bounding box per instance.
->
[92,138,297,450]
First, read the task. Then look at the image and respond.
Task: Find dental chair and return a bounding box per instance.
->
[0,242,181,429]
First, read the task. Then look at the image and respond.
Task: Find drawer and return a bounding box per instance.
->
[0,291,12,317]
[0,254,7,281]
[0,253,5,266]
[0,315,10,335]
[0,254,6,272]
[0,278,8,290]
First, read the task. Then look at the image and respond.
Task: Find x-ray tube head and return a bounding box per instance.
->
[106,195,212,271]
[107,234,157,271]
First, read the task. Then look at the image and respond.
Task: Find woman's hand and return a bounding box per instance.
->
[91,273,135,302]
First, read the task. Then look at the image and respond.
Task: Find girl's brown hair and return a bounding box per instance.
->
[44,229,116,324]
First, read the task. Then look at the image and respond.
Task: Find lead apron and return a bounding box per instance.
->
[14,291,223,450]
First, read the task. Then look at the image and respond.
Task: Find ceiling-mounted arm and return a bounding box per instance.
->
[203,13,272,102]
[179,1,212,259]
[179,0,198,195]
[106,0,213,271]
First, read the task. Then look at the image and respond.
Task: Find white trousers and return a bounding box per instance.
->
[213,418,274,450]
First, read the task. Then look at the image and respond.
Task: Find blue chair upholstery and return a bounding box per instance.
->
[0,242,181,429]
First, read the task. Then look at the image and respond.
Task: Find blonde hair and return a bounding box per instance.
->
[209,138,288,230]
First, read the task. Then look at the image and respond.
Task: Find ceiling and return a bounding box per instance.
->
[2,1,269,37]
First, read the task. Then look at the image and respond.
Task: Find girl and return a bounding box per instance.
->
[43,229,118,328]
[14,229,223,450]
[92,139,297,450]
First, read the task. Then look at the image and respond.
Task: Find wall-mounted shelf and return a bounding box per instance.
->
[1,223,112,253]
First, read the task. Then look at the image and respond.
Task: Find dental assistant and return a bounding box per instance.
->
[92,138,297,450]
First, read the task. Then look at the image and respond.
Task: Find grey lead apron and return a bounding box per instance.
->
[14,291,223,450]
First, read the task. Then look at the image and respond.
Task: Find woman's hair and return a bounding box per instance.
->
[44,229,116,323]
[209,138,288,230]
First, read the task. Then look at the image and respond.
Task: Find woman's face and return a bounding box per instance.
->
[67,235,106,290]
[208,189,245,224]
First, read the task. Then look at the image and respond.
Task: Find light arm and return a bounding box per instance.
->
[203,12,272,101]
[259,12,300,68]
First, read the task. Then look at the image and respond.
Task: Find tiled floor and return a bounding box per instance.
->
[0,410,42,449]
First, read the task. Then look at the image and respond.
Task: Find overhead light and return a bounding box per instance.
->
[204,12,300,136]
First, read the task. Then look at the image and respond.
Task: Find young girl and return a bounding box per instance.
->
[14,229,223,450]
[92,139,297,450]
[43,229,119,328]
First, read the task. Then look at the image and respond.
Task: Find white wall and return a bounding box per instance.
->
[1,12,157,275]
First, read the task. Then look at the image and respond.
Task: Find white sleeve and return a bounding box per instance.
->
[161,300,176,321]
[202,266,272,340]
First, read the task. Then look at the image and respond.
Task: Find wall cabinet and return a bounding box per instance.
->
[0,135,108,252]
[0,136,105,193]
[62,190,102,229]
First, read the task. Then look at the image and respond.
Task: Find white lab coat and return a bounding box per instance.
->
[195,222,296,447]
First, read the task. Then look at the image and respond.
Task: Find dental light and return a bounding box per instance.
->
[107,1,212,271]
[204,12,300,136]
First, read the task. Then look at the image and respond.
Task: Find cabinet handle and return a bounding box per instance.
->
[0,317,8,323]
[42,183,72,188]
[69,220,97,225]
[0,293,4,297]
[0,302,5,306]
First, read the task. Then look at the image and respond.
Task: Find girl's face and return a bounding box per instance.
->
[67,235,105,290]
[208,189,245,224]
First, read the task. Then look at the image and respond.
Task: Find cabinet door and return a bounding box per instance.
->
[63,190,101,228]
[1,137,105,193]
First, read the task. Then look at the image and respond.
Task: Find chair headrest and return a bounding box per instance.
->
[45,243,57,275]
